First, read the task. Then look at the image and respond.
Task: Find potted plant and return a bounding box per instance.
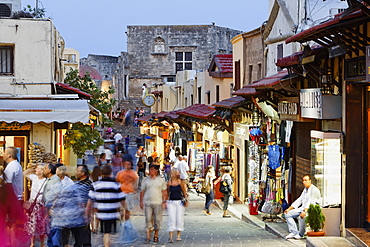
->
[305,204,325,237]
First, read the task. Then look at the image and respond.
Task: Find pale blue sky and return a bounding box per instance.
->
[22,0,269,58]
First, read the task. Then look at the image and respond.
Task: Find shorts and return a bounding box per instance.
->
[144,204,163,231]
[100,219,117,234]
[125,193,136,211]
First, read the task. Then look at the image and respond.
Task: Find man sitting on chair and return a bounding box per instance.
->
[284,174,321,239]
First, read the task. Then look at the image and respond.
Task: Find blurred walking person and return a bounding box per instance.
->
[220,166,233,218]
[116,160,138,221]
[87,165,126,247]
[23,164,47,247]
[0,167,28,247]
[203,166,216,215]
[166,169,188,243]
[140,163,167,244]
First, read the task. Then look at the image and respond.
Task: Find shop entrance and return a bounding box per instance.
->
[0,131,29,169]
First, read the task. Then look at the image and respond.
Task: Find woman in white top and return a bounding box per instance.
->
[203,166,216,215]
[23,164,47,247]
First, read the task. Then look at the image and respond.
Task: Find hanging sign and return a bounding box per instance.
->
[0,122,31,131]
[300,89,341,119]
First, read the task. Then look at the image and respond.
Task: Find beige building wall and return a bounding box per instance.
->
[62,47,80,79]
[176,70,197,109]
[232,28,265,87]
[0,18,64,95]
[231,34,245,87]
[205,74,233,105]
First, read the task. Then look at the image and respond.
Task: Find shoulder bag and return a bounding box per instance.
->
[201,179,211,194]
[23,178,47,214]
[219,180,230,194]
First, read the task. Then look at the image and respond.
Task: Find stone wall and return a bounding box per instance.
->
[80,54,119,80]
[126,25,242,99]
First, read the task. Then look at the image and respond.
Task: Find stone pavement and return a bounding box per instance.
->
[211,196,356,247]
[91,191,296,247]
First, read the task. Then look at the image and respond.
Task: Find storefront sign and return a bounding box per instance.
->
[234,123,250,148]
[300,89,342,119]
[278,97,299,121]
[0,122,31,131]
[344,56,365,80]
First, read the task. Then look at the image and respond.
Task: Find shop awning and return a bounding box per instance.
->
[233,87,257,96]
[177,104,216,120]
[276,46,326,68]
[234,71,300,96]
[243,70,289,89]
[0,99,90,124]
[212,96,246,108]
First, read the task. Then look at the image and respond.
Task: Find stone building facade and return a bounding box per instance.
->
[126,25,242,98]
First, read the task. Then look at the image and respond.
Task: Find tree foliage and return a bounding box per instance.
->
[64,69,117,126]
[63,69,117,157]
[64,123,104,158]
[23,5,46,18]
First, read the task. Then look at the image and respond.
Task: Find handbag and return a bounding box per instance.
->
[181,197,188,207]
[219,180,229,194]
[201,180,211,194]
[23,179,47,214]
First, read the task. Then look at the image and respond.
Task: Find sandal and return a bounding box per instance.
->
[168,238,174,243]
[176,237,182,241]
[145,238,150,244]
[153,237,159,243]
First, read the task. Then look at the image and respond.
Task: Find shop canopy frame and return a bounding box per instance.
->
[285,7,370,56]
[0,99,90,124]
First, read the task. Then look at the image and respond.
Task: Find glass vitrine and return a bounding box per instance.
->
[310,131,341,208]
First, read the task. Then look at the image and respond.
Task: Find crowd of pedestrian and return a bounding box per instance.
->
[0,144,235,247]
[110,107,145,128]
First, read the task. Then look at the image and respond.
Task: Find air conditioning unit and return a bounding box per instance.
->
[0,0,21,17]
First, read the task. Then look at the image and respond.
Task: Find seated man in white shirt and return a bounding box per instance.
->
[284,174,321,239]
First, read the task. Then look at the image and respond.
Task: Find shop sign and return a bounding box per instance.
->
[234,123,250,148]
[300,89,342,119]
[278,97,299,121]
[344,56,365,80]
[0,122,31,131]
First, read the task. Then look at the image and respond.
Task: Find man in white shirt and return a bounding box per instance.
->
[284,174,321,239]
[174,155,189,186]
[114,132,123,144]
[3,147,23,201]
[173,155,182,172]
[56,166,74,187]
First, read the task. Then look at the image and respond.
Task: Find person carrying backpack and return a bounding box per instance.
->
[219,166,233,218]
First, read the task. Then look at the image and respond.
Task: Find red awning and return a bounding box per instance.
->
[212,96,246,108]
[164,111,181,120]
[137,115,151,122]
[177,104,216,119]
[243,70,289,89]
[56,83,92,98]
[155,111,168,118]
[285,10,364,44]
[233,87,257,96]
[276,46,326,67]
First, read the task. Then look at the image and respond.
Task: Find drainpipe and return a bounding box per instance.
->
[341,76,346,237]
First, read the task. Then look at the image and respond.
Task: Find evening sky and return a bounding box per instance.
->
[22,0,269,58]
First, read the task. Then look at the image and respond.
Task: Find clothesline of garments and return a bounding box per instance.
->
[187,149,220,177]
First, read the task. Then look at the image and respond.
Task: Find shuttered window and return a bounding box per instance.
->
[0,46,13,75]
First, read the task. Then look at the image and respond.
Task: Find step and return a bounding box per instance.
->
[306,237,355,247]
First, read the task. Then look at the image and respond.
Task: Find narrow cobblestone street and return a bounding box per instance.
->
[91,189,296,247]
